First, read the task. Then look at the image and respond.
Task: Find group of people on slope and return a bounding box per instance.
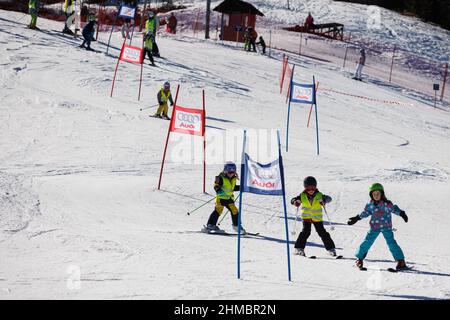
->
[243,26,266,54]
[202,163,409,271]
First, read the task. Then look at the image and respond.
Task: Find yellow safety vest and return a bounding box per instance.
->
[217,174,237,200]
[64,0,74,13]
[159,89,171,104]
[300,192,324,222]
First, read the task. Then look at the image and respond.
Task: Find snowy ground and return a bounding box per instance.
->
[1,9,450,299]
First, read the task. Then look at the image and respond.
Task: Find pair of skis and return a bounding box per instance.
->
[357,265,413,273]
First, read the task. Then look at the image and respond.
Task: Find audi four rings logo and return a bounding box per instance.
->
[251,163,280,180]
[177,112,200,123]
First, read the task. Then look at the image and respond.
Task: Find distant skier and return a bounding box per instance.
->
[255,36,266,54]
[63,0,75,35]
[353,48,366,81]
[202,162,247,235]
[347,183,409,271]
[304,12,315,30]
[166,12,177,34]
[244,27,257,52]
[290,176,337,257]
[79,15,97,51]
[153,81,174,119]
[28,0,39,30]
[145,11,160,58]
[121,18,132,39]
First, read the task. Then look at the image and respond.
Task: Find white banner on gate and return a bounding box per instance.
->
[244,155,283,195]
[119,6,136,19]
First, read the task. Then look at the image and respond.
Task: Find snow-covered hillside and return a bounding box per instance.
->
[1,9,450,299]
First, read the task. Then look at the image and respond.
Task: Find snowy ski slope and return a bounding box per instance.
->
[0,9,450,299]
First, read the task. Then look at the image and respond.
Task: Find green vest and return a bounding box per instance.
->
[300,192,323,222]
[29,0,37,9]
[218,174,236,200]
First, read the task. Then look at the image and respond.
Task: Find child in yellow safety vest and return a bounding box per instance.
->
[154,81,174,119]
[291,176,337,257]
[203,162,247,235]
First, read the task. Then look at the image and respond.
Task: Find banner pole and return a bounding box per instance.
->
[278,130,292,281]
[110,54,121,97]
[307,81,319,127]
[313,76,320,155]
[138,36,144,101]
[157,84,180,190]
[106,7,120,55]
[237,130,247,279]
[202,90,206,194]
[285,65,295,152]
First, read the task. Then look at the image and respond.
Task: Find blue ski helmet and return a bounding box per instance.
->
[224,162,236,174]
[163,81,170,89]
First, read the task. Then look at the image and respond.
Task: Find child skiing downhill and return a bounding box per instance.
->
[202,162,247,235]
[80,15,97,51]
[291,176,337,257]
[347,183,409,271]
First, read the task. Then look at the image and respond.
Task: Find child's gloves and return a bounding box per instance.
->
[290,198,301,207]
[399,211,408,223]
[347,215,361,225]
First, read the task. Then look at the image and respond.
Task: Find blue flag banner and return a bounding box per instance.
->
[242,154,283,196]
[290,82,316,104]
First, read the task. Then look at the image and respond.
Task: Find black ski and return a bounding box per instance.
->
[387,266,413,273]
[308,255,343,260]
[149,115,170,120]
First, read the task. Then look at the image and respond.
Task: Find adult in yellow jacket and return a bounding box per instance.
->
[291,176,336,256]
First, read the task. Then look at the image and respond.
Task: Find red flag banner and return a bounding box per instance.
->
[120,45,143,64]
[169,105,205,136]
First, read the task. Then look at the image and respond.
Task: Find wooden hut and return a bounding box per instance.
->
[213,0,264,42]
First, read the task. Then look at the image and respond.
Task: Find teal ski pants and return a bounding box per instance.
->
[355,229,405,261]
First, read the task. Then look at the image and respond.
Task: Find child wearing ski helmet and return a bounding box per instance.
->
[290,176,336,256]
[154,81,174,119]
[347,183,408,270]
[203,162,246,235]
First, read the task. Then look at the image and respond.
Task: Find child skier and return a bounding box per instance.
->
[255,36,266,54]
[80,15,97,51]
[153,81,174,119]
[291,176,337,256]
[347,183,409,271]
[202,162,247,235]
[28,0,39,30]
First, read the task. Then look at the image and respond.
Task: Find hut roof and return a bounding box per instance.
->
[213,0,264,16]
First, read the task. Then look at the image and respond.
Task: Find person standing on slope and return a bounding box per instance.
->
[28,0,39,30]
[347,183,409,271]
[290,176,337,257]
[203,162,247,235]
[145,11,160,58]
[353,48,366,81]
[62,0,75,34]
[154,81,174,119]
[80,14,97,51]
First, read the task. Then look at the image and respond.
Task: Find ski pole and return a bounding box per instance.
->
[186,197,215,216]
[218,194,241,226]
[291,206,301,235]
[323,205,335,231]
[140,104,158,111]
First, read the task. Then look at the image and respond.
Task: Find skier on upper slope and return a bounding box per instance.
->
[347,183,409,271]
[202,162,247,235]
[291,176,337,257]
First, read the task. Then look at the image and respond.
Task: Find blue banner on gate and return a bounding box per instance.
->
[242,154,283,196]
[290,82,316,104]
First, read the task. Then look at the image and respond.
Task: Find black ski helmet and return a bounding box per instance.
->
[303,176,317,187]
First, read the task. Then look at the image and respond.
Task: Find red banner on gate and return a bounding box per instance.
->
[120,45,143,64]
[169,105,205,136]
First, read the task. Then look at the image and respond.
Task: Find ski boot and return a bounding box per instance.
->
[355,258,365,270]
[232,225,246,235]
[327,249,337,257]
[162,114,171,120]
[396,259,408,271]
[153,114,162,118]
[202,224,222,234]
[294,248,306,256]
